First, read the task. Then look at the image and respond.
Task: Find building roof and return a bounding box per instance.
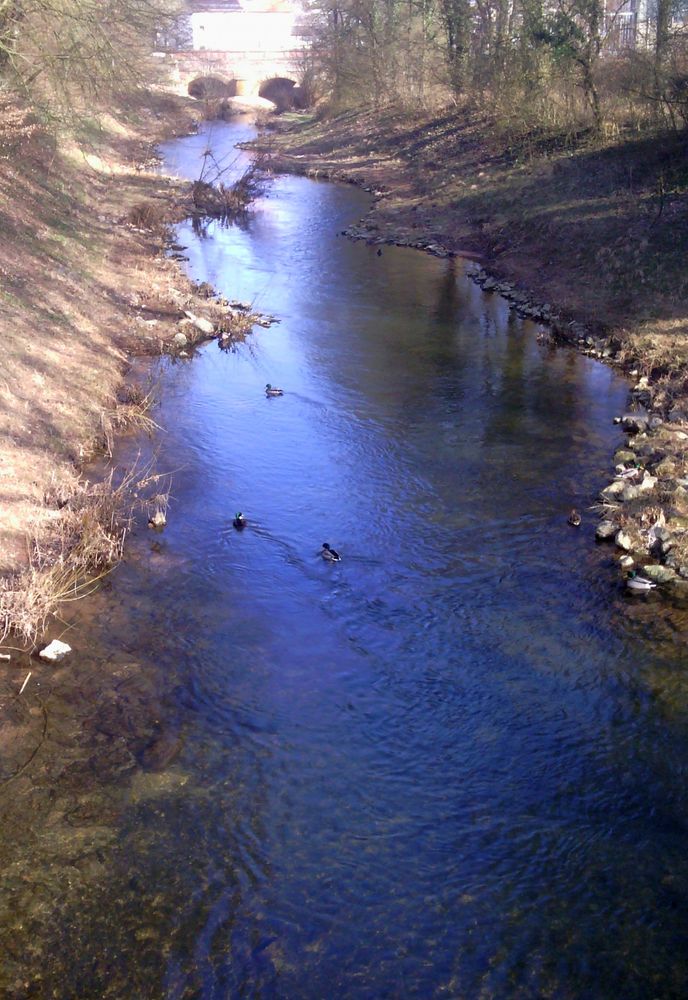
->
[184,1,242,12]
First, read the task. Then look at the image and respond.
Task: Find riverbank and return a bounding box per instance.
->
[0,91,261,645]
[259,106,688,593]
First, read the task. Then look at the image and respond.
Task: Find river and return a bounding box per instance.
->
[1,118,688,999]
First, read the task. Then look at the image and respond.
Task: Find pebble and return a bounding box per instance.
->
[39,639,72,662]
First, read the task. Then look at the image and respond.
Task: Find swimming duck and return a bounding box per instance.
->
[321,542,341,562]
[233,512,246,529]
[626,571,656,592]
[567,509,581,527]
[265,383,284,397]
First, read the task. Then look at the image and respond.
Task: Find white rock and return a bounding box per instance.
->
[615,530,633,551]
[638,473,657,492]
[620,554,634,569]
[171,332,188,349]
[184,311,214,336]
[39,639,72,662]
[596,520,618,541]
[601,480,625,498]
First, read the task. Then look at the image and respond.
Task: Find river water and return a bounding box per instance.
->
[2,119,688,999]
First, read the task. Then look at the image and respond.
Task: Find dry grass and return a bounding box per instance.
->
[0,459,170,646]
[0,89,204,646]
[101,387,159,456]
[0,90,198,574]
[128,199,168,230]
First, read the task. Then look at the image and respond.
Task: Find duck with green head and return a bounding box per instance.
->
[265,384,284,397]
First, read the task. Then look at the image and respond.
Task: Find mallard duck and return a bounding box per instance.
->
[321,542,341,562]
[233,512,246,529]
[567,509,581,527]
[265,384,284,397]
[615,464,642,481]
[626,571,656,592]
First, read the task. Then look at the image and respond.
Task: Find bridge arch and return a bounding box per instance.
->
[187,74,238,99]
[258,76,302,112]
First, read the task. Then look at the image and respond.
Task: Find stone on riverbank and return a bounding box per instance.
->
[638,472,657,492]
[184,311,215,337]
[622,484,642,502]
[622,414,650,434]
[615,529,633,551]
[39,639,72,662]
[641,564,678,584]
[601,480,625,501]
[596,520,618,541]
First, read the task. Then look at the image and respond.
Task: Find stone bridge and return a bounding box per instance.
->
[157,49,302,99]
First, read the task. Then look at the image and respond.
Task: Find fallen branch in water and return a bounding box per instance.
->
[191,150,271,222]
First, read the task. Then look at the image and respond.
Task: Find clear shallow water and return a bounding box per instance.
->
[2,120,688,998]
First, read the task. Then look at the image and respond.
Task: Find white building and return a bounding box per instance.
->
[188,1,306,54]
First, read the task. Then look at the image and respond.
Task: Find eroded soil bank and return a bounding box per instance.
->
[260,107,688,592]
[0,92,262,643]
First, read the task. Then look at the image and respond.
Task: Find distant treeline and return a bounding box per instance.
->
[302,0,688,135]
[0,0,179,121]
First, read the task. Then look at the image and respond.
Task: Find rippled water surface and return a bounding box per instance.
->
[2,119,688,999]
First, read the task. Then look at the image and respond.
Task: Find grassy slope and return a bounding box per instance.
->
[0,91,197,578]
[266,107,688,365]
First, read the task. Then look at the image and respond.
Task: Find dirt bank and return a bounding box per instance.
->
[0,91,262,644]
[259,106,688,594]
